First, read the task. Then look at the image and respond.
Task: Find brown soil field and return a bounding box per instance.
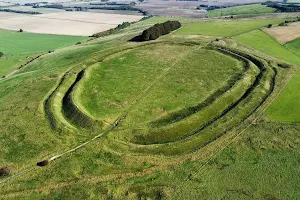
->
[264,22,300,44]
[0,12,143,36]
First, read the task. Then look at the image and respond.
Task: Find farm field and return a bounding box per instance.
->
[285,38,300,56]
[0,29,87,55]
[175,18,292,37]
[1,12,300,200]
[264,22,300,44]
[207,4,276,18]
[0,12,143,36]
[235,30,300,65]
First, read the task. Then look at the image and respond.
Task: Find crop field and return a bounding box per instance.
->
[207,4,276,18]
[0,15,300,199]
[285,38,300,56]
[265,22,300,44]
[175,18,292,37]
[235,30,300,65]
[0,29,87,55]
[0,12,143,36]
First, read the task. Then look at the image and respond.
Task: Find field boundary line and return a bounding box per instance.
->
[186,66,298,180]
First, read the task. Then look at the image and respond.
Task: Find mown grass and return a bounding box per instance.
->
[207,4,276,18]
[266,70,300,122]
[0,29,87,55]
[284,38,300,56]
[176,18,293,37]
[235,30,300,65]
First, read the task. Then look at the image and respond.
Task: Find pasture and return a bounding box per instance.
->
[266,70,300,122]
[0,29,87,55]
[265,22,300,44]
[285,38,300,56]
[207,4,276,18]
[175,18,292,37]
[0,15,300,200]
[0,12,143,36]
[235,30,300,65]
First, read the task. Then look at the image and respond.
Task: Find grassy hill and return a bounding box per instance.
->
[0,16,300,199]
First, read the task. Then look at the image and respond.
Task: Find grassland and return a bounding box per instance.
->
[266,70,300,122]
[175,18,292,37]
[0,16,300,200]
[207,4,276,18]
[0,29,87,55]
[235,30,300,65]
[285,38,300,56]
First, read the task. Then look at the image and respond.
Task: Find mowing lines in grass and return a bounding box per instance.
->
[235,30,300,65]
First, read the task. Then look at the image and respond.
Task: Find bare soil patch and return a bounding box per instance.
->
[0,12,143,36]
[264,22,300,44]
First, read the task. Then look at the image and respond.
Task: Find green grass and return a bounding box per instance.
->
[284,38,300,56]
[176,18,293,37]
[0,29,87,55]
[235,30,300,65]
[0,54,37,77]
[207,4,276,18]
[1,16,300,200]
[266,70,300,122]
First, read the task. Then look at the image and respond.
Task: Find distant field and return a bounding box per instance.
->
[207,4,276,18]
[176,18,291,37]
[266,71,300,122]
[265,22,300,44]
[235,30,300,65]
[0,29,87,55]
[0,12,143,36]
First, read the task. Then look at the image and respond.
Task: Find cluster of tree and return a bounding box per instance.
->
[0,8,41,14]
[0,52,3,58]
[263,2,300,12]
[205,3,257,11]
[90,2,128,6]
[132,21,181,42]
[39,4,64,9]
[89,5,148,15]
[92,22,131,38]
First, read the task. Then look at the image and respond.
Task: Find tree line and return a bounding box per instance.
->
[134,21,181,41]
[0,8,41,14]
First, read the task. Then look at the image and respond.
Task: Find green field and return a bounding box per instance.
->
[0,29,87,55]
[175,18,291,37]
[284,38,300,56]
[207,4,276,18]
[1,16,300,199]
[235,30,300,65]
[266,71,300,122]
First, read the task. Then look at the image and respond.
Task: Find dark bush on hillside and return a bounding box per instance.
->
[92,22,131,38]
[131,21,181,42]
[267,24,272,28]
[37,160,49,167]
[0,167,10,176]
[0,52,3,57]
[19,29,23,32]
